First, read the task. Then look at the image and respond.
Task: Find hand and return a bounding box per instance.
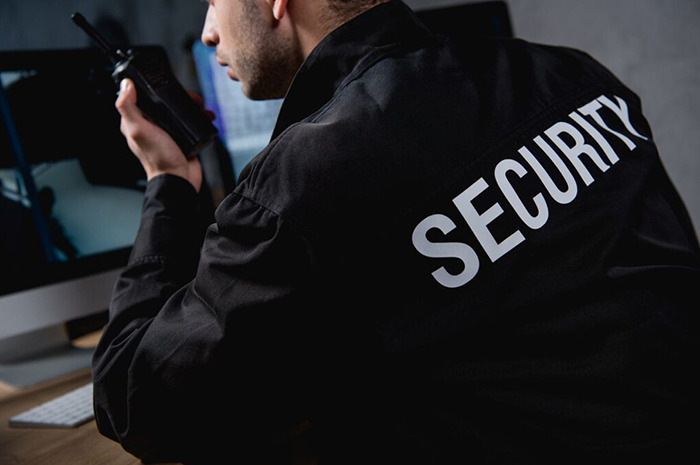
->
[116,78,203,192]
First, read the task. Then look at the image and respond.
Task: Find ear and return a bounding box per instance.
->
[267,0,289,21]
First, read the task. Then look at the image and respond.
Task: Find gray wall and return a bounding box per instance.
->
[2,0,698,233]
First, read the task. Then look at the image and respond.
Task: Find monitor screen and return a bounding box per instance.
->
[0,48,146,297]
[0,48,153,385]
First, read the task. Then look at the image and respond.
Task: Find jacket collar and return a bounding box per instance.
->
[271,0,434,139]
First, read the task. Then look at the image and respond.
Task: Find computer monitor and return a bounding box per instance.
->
[0,48,153,387]
[191,41,283,185]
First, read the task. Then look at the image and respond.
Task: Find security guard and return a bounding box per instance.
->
[94,0,700,463]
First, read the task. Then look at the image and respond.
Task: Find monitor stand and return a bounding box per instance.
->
[0,324,93,388]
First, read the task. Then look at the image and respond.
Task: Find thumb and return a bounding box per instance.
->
[115,79,142,121]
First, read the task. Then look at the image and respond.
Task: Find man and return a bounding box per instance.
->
[94,0,699,463]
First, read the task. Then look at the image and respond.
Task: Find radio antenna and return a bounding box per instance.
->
[71,12,127,63]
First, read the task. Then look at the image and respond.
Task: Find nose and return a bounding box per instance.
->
[201,6,219,47]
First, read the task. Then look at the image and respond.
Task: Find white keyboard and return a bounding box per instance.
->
[9,382,94,428]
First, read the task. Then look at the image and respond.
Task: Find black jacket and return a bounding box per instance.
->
[93,1,700,463]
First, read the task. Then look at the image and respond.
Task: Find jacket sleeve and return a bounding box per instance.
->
[92,174,317,464]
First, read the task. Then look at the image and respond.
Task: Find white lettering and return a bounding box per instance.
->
[545,121,609,186]
[412,214,480,288]
[412,94,646,289]
[598,95,648,141]
[569,111,619,165]
[522,137,578,205]
[494,158,549,230]
[579,99,635,150]
[453,178,525,263]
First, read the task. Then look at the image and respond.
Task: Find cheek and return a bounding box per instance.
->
[215,5,242,50]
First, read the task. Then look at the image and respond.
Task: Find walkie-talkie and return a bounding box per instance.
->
[71,12,217,159]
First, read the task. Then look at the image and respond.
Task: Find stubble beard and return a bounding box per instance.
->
[236,2,304,100]
[238,39,303,100]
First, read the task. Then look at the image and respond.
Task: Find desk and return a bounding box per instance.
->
[0,368,179,465]
[0,329,178,465]
[1,331,317,465]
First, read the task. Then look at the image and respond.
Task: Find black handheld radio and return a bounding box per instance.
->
[71,12,217,159]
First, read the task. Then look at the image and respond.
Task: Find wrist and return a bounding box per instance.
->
[145,162,202,193]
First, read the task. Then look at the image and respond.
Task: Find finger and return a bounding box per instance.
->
[187,90,204,106]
